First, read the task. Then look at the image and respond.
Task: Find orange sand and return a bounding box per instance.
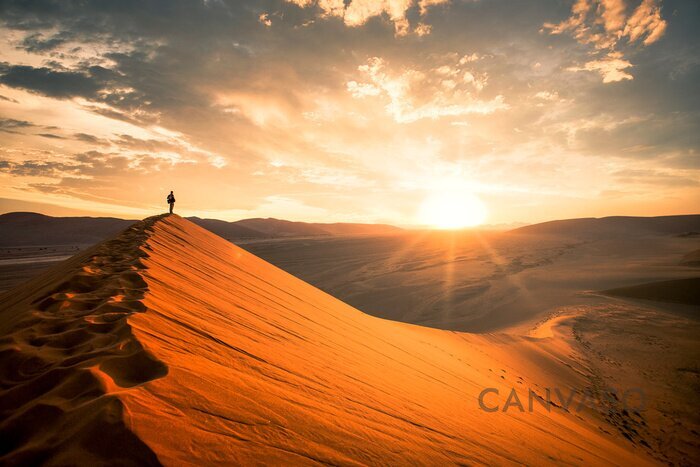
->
[0,215,656,465]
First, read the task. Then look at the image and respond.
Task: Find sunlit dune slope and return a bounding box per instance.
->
[0,215,654,465]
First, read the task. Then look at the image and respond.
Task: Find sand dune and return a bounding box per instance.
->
[0,215,658,464]
[511,215,700,238]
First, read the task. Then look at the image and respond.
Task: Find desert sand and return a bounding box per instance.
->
[0,214,680,465]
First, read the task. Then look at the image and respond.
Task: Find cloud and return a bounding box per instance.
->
[346,80,382,98]
[567,51,633,83]
[112,134,182,153]
[624,0,667,45]
[0,118,35,132]
[0,118,64,136]
[598,0,627,33]
[542,0,592,37]
[612,168,700,187]
[0,64,108,98]
[285,0,450,36]
[73,133,109,145]
[544,0,667,47]
[37,133,66,139]
[0,158,82,178]
[418,0,450,15]
[413,23,432,36]
[534,91,559,101]
[20,31,73,52]
[347,56,507,123]
[259,13,272,27]
[543,0,668,83]
[0,149,187,180]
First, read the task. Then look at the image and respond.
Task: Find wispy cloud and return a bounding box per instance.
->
[543,0,668,82]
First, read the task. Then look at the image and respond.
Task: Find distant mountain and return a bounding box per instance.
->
[231,218,402,237]
[510,215,700,238]
[186,217,265,240]
[0,212,135,247]
[0,212,403,247]
[232,218,330,237]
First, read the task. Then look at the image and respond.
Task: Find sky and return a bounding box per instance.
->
[0,0,698,227]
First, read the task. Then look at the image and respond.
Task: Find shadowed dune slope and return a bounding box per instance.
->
[603,277,700,306]
[1,215,656,465]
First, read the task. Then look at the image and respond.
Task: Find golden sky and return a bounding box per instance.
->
[0,0,698,226]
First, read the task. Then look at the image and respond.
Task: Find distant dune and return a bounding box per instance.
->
[603,277,700,306]
[232,217,332,236]
[511,215,700,238]
[0,215,655,464]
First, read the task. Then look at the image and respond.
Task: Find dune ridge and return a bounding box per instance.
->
[1,215,658,465]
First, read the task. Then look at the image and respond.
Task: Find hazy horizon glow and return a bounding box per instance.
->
[0,0,698,227]
[419,191,488,228]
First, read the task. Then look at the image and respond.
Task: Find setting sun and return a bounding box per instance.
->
[418,192,488,229]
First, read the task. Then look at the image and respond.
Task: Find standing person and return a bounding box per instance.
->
[167,190,176,214]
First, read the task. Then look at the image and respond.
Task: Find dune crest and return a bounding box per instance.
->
[1,215,656,464]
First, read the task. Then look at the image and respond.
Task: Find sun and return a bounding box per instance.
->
[418,192,488,229]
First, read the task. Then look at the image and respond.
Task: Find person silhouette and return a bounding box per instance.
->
[167,191,176,214]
